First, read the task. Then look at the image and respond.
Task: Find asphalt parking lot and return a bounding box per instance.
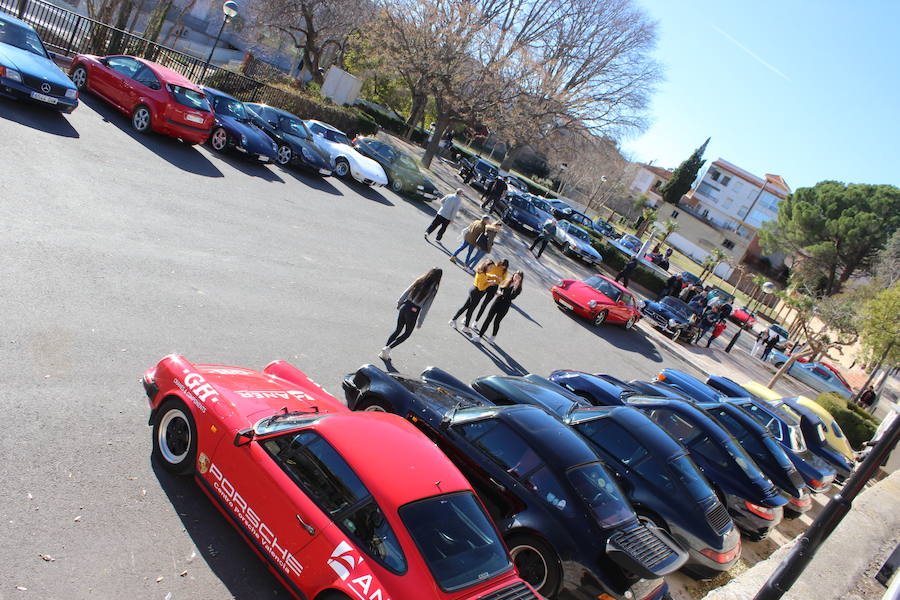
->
[1,95,717,599]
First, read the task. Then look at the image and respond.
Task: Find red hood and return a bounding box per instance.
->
[564,280,616,305]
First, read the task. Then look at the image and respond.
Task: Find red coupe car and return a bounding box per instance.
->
[143,355,536,600]
[70,54,214,144]
[729,306,756,327]
[551,274,642,328]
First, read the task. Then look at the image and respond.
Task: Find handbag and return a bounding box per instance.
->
[475,232,490,250]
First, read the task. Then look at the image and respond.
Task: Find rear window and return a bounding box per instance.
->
[400,492,511,592]
[168,84,209,111]
[567,463,633,528]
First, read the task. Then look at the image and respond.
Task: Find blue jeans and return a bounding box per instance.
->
[452,241,476,263]
[466,249,487,268]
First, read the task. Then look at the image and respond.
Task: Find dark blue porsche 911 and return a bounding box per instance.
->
[200,86,278,162]
[0,12,78,113]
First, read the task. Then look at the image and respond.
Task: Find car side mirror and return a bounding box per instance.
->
[233,428,255,447]
[617,300,625,306]
[99,58,109,66]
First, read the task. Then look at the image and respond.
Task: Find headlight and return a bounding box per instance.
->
[588,300,598,308]
[65,88,78,99]
[570,243,578,251]
[241,134,248,146]
[0,66,22,83]
[668,318,678,328]
[556,279,565,287]
[639,300,646,309]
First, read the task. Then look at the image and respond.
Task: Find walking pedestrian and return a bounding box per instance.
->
[859,385,877,410]
[688,293,708,314]
[718,302,733,323]
[474,259,509,325]
[379,268,442,360]
[761,331,780,361]
[696,306,720,343]
[750,328,767,357]
[450,259,500,333]
[425,188,464,242]
[615,256,638,288]
[481,176,507,212]
[474,271,524,343]
[466,220,503,268]
[705,321,727,348]
[530,218,557,258]
[450,215,490,265]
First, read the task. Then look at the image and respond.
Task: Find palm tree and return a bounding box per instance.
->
[635,207,657,237]
[660,219,679,243]
[700,249,729,281]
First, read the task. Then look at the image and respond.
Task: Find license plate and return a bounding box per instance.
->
[30,91,57,105]
[185,113,203,124]
[421,193,435,199]
[559,300,574,310]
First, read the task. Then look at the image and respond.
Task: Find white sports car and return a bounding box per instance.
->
[304,120,388,186]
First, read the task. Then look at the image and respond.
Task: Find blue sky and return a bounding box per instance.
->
[623,1,900,190]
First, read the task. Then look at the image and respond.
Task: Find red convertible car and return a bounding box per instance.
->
[729,306,756,327]
[551,274,641,328]
[70,54,214,144]
[143,355,536,600]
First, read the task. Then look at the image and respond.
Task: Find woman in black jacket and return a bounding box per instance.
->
[472,271,523,343]
[379,268,442,360]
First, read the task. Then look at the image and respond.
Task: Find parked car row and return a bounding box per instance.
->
[3,18,445,198]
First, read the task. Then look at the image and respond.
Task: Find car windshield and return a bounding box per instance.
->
[213,96,246,119]
[280,115,309,136]
[771,325,789,337]
[311,123,352,145]
[583,276,621,301]
[0,20,47,57]
[568,226,590,242]
[395,153,419,171]
[167,84,209,111]
[661,297,694,319]
[400,492,511,592]
[530,198,552,213]
[511,197,539,215]
[567,463,633,528]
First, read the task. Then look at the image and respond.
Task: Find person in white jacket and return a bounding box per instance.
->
[379,268,442,361]
[424,188,465,242]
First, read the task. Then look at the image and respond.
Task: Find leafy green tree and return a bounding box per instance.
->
[760,181,900,296]
[659,219,679,242]
[659,137,709,204]
[854,284,900,399]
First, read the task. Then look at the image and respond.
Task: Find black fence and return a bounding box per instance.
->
[0,0,379,135]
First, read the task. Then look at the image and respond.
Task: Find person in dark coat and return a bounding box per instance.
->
[379,268,442,361]
[481,177,508,211]
[530,218,557,259]
[473,271,524,343]
[697,306,720,342]
[761,331,780,361]
[859,386,877,409]
[718,302,733,323]
[659,273,683,300]
[615,257,639,288]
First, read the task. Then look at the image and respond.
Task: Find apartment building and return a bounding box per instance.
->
[627,163,673,206]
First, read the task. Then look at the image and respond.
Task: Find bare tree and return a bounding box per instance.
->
[255,0,373,85]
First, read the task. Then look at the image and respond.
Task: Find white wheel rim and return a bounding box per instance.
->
[626,317,635,329]
[278,146,291,164]
[212,128,227,149]
[364,404,386,412]
[72,68,86,88]
[510,544,548,590]
[336,161,348,176]
[157,408,191,464]
[594,311,606,325]
[133,108,150,131]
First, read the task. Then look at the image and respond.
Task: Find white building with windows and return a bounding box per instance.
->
[683,159,790,240]
[627,163,673,206]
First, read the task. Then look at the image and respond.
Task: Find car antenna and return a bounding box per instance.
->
[281,406,289,413]
[443,400,464,425]
[435,480,442,491]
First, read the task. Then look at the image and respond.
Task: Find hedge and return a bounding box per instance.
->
[204,71,378,137]
[589,235,667,296]
[815,392,879,450]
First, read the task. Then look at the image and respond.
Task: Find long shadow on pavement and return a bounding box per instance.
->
[455,329,529,375]
[151,460,282,599]
[208,150,285,183]
[0,97,80,137]
[81,95,223,178]
[560,307,666,363]
[397,194,438,216]
[348,181,394,206]
[280,167,343,195]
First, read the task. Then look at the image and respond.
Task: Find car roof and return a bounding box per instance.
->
[248,103,300,119]
[307,119,346,134]
[133,57,201,90]
[311,412,473,506]
[586,273,630,295]
[199,85,238,102]
[574,406,686,458]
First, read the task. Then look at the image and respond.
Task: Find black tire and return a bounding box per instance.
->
[152,398,197,475]
[506,534,561,598]
[71,65,88,90]
[276,144,292,166]
[593,310,608,327]
[334,158,350,178]
[357,394,394,413]
[389,178,403,193]
[209,127,228,151]
[316,591,352,600]
[131,104,152,134]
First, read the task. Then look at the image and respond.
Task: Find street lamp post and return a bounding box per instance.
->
[200,1,238,84]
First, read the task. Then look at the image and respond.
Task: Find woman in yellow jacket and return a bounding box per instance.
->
[474,259,509,325]
[449,259,499,332]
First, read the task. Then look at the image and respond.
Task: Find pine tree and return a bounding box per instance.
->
[660,137,710,204]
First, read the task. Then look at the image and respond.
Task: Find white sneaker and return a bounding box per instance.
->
[449,319,457,329]
[378,346,391,360]
[461,326,473,334]
[470,334,481,342]
[484,335,495,344]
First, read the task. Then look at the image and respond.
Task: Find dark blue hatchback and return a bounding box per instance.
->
[0,12,78,112]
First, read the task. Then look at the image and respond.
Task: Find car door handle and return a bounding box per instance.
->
[489,477,506,491]
[296,514,316,536]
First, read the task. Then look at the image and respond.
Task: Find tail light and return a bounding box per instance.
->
[699,537,741,563]
[657,373,667,382]
[744,501,777,520]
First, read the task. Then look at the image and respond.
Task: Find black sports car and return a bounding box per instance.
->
[200,87,278,162]
[640,296,701,342]
[353,137,439,199]
[470,374,741,578]
[343,365,684,600]
[244,103,333,174]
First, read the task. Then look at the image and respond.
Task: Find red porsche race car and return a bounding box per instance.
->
[551,274,642,328]
[143,354,537,600]
[729,306,756,327]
